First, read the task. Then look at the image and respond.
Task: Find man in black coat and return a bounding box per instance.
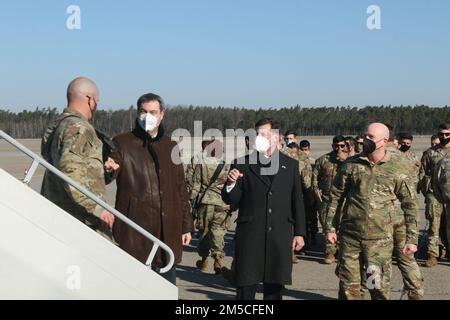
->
[222,118,306,300]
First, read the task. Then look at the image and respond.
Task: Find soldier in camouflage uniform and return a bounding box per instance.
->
[299,140,319,243]
[41,77,115,240]
[185,140,211,195]
[281,145,313,193]
[281,138,314,258]
[398,133,421,170]
[432,150,450,259]
[299,140,315,164]
[312,135,349,264]
[387,133,424,300]
[281,132,312,180]
[190,140,232,274]
[419,124,450,267]
[281,131,313,212]
[326,123,420,300]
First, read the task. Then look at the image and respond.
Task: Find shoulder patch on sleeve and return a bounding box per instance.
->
[63,121,94,157]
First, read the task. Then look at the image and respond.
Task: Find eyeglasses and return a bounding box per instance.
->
[439,132,450,138]
[334,144,347,149]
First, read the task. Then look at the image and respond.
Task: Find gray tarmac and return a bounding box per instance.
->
[1,137,449,300]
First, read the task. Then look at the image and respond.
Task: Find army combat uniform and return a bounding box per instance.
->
[281,147,316,246]
[326,151,420,300]
[185,151,205,195]
[432,152,450,260]
[190,156,231,274]
[312,151,346,258]
[419,145,450,263]
[402,149,421,171]
[281,147,313,189]
[392,147,424,300]
[41,108,113,240]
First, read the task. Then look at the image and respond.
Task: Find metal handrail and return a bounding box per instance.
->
[0,130,175,273]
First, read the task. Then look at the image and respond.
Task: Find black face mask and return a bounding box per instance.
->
[399,144,411,153]
[439,136,450,146]
[363,138,377,154]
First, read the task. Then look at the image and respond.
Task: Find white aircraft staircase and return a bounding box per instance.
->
[0,130,178,300]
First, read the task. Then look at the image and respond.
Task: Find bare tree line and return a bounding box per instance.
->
[1,105,449,139]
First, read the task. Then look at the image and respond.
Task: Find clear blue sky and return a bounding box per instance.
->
[0,0,449,111]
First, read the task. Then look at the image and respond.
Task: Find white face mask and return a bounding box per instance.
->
[138,113,159,132]
[255,135,271,153]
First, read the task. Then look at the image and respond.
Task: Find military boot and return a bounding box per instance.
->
[213,258,223,274]
[424,254,438,268]
[196,257,209,272]
[408,291,424,300]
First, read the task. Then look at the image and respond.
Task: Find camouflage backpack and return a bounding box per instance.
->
[434,153,450,203]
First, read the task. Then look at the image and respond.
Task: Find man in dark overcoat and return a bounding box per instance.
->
[222,118,306,300]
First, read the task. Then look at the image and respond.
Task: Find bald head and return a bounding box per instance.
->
[67,77,99,103]
[364,123,390,157]
[367,123,390,141]
[66,77,99,120]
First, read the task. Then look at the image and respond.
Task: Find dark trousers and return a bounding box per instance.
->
[153,265,177,285]
[236,283,284,300]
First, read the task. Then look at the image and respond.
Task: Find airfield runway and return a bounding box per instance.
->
[1,136,449,300]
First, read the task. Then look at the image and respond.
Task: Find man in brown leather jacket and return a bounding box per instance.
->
[105,93,194,284]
